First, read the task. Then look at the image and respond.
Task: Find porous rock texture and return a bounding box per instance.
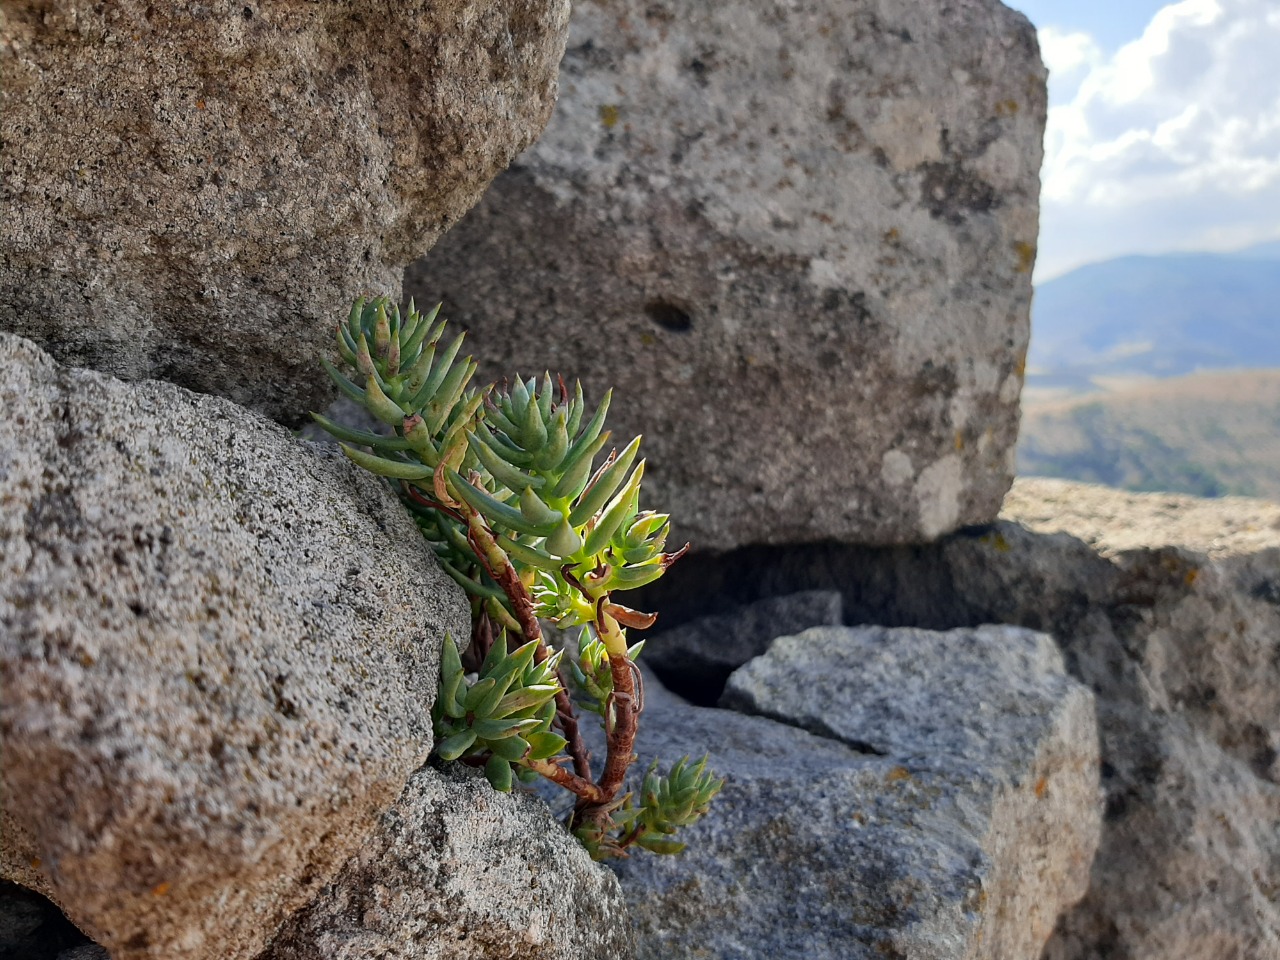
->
[612,625,1100,960]
[257,765,635,960]
[0,333,469,960]
[0,0,570,423]
[638,477,1280,960]
[404,0,1047,549]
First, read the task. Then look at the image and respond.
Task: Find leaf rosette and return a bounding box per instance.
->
[315,296,717,859]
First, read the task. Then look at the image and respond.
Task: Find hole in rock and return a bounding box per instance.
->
[648,662,737,709]
[643,299,693,333]
[0,880,104,960]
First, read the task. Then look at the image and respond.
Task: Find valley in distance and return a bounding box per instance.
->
[1017,241,1280,499]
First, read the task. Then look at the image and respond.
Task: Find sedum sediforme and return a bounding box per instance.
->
[314,296,722,859]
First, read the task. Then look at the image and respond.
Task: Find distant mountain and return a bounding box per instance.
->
[1227,240,1280,261]
[1017,370,1280,499]
[1027,241,1280,398]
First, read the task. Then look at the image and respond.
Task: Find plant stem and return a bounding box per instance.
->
[525,758,605,803]
[458,501,593,781]
[597,650,639,800]
[541,649,593,783]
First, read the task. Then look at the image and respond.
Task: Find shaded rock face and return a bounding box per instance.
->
[638,478,1280,960]
[0,0,570,423]
[258,766,636,960]
[0,334,469,960]
[404,0,1046,550]
[613,626,1100,960]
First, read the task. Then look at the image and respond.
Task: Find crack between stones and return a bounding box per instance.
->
[720,699,889,757]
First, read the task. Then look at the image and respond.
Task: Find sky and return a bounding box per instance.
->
[1007,0,1280,281]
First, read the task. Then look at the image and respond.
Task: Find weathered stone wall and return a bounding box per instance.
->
[7,0,1260,957]
[637,478,1280,960]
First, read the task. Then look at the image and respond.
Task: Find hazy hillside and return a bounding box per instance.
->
[1017,370,1280,499]
[1027,243,1280,401]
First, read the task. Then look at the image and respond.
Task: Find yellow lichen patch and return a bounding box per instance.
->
[981,531,1012,553]
[995,99,1019,116]
[1035,776,1049,799]
[598,104,620,129]
[1013,240,1036,274]
[152,882,171,897]
[885,765,911,784]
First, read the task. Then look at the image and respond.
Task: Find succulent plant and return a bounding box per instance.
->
[315,296,722,859]
[433,635,566,794]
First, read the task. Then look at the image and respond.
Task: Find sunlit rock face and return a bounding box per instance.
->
[0,0,570,423]
[0,333,468,960]
[406,0,1047,549]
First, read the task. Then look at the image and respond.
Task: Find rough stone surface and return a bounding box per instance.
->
[612,625,1100,960]
[404,0,1046,549]
[0,333,469,960]
[642,589,842,702]
[0,0,570,423]
[258,765,635,960]
[637,477,1280,960]
[1005,475,1280,559]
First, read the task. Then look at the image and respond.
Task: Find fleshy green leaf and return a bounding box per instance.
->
[485,754,513,792]
[436,729,478,762]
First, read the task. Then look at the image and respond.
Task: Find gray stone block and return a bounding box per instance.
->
[1,0,570,423]
[258,765,635,960]
[616,625,1101,960]
[406,0,1046,549]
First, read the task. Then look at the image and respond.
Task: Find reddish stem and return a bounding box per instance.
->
[526,758,604,803]
[596,652,639,800]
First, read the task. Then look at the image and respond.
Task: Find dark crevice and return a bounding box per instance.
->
[648,663,734,707]
[0,881,102,960]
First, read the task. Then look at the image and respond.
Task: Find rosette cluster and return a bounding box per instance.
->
[314,295,721,860]
[433,635,566,793]
[600,756,724,857]
[313,297,683,632]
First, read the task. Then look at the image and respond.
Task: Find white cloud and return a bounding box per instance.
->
[1039,24,1100,94]
[1038,26,1102,81]
[1036,0,1280,279]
